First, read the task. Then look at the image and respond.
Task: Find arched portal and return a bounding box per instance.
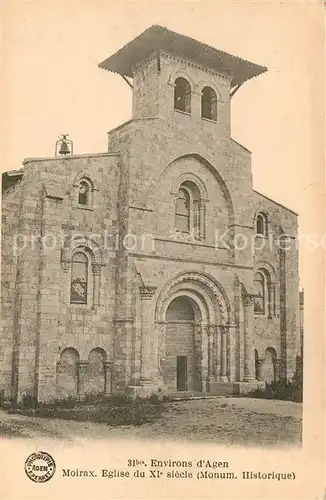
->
[155,271,231,393]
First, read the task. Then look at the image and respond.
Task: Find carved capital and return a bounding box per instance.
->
[205,325,216,337]
[103,360,114,372]
[76,361,88,372]
[139,286,157,300]
[62,260,70,272]
[243,294,255,307]
[92,263,102,276]
[220,325,229,335]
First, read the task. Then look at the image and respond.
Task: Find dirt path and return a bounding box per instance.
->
[0,397,302,447]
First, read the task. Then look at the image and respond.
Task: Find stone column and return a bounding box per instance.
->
[200,324,208,390]
[156,322,165,386]
[228,325,236,382]
[220,326,228,382]
[206,325,215,383]
[215,326,221,380]
[272,283,277,316]
[62,260,70,304]
[193,323,203,392]
[77,361,88,397]
[267,283,274,319]
[243,295,256,381]
[199,201,206,240]
[256,358,265,381]
[139,286,157,384]
[212,325,217,379]
[273,359,281,381]
[104,361,114,395]
[92,263,101,308]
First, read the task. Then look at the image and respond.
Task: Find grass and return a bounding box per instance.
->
[0,422,25,437]
[8,392,167,427]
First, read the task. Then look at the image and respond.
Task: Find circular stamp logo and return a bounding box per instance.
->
[24,451,56,483]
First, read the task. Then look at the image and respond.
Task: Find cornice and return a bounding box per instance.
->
[160,51,232,83]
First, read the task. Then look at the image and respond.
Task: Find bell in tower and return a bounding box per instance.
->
[55,134,73,156]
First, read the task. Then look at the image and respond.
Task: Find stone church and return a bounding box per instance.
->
[1,26,301,403]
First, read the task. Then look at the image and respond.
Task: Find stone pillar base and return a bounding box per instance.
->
[243,376,256,382]
[208,382,235,395]
[127,384,159,398]
[139,378,153,385]
[206,377,216,392]
[232,380,260,394]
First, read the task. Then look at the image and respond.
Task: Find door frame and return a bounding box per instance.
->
[176,355,188,391]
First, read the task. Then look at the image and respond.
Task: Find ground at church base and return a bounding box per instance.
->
[0,397,302,447]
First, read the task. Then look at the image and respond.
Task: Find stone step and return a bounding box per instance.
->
[167,391,226,401]
[167,381,259,400]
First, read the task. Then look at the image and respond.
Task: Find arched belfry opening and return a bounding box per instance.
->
[201,86,217,121]
[174,77,191,113]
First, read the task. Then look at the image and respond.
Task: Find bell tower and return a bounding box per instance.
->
[99,25,267,137]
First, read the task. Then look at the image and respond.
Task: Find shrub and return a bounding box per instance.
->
[12,391,166,427]
[104,393,135,406]
[162,394,173,403]
[37,395,79,410]
[148,393,163,405]
[107,400,161,427]
[246,375,302,403]
[20,392,37,409]
[36,393,135,410]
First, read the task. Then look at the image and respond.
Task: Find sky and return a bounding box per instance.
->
[1,1,325,290]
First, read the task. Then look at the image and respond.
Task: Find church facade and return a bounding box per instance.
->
[1,26,301,403]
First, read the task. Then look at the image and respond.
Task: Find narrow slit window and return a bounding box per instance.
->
[256,213,268,236]
[78,181,90,206]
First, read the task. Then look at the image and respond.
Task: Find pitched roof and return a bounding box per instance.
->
[99,25,267,87]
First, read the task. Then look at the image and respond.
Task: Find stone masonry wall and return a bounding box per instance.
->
[1,184,22,399]
[252,190,299,379]
[1,153,121,402]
